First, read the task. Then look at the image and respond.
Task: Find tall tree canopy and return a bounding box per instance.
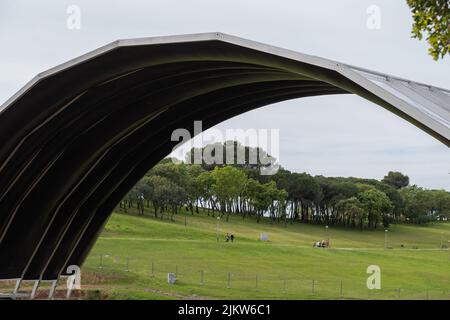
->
[407,0,450,60]
[382,171,410,189]
[122,142,450,230]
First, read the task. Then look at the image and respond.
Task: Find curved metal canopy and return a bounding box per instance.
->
[0,32,449,281]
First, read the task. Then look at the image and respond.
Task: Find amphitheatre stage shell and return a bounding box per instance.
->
[0,33,449,288]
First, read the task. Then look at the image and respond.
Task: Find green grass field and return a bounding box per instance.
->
[82,208,450,300]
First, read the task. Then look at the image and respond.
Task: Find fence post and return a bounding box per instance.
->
[227,272,231,288]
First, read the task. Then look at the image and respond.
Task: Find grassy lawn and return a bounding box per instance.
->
[82,208,450,300]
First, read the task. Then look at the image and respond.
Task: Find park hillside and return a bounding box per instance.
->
[76,141,450,300]
[122,141,450,230]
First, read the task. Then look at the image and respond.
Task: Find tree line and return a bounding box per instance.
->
[121,141,450,230]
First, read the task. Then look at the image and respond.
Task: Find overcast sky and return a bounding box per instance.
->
[0,0,449,189]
